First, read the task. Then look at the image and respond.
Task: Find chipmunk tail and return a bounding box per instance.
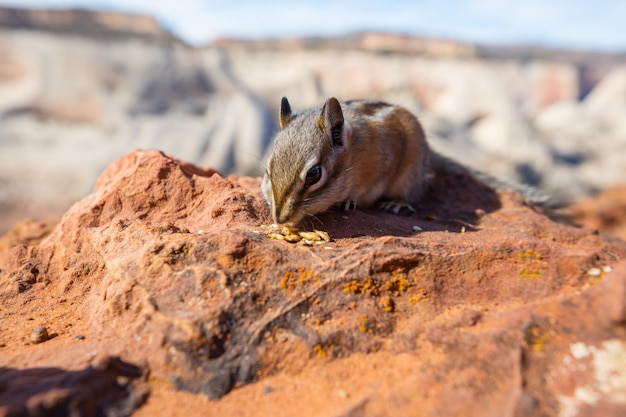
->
[430,151,568,213]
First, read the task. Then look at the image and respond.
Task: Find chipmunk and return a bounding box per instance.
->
[261,97,555,224]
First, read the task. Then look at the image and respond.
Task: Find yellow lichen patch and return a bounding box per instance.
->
[313,344,327,359]
[409,288,428,305]
[357,315,369,333]
[382,296,395,313]
[362,278,379,295]
[387,268,411,292]
[526,326,546,351]
[517,249,545,280]
[519,267,542,280]
[279,271,294,289]
[518,249,544,261]
[297,267,320,283]
[344,280,361,294]
[280,268,321,290]
[409,295,422,305]
[343,278,379,295]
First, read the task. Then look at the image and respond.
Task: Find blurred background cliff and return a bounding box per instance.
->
[1,1,625,233]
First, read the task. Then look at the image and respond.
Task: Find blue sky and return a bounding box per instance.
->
[1,0,625,51]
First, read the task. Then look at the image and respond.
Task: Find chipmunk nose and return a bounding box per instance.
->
[275,203,298,224]
[274,209,290,224]
[273,197,297,224]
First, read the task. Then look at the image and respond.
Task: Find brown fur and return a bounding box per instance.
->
[262,97,430,224]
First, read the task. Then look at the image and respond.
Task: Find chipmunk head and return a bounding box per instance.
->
[262,96,352,224]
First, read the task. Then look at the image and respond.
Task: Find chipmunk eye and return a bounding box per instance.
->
[305,165,322,187]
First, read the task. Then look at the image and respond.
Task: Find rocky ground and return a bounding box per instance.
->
[1,150,626,416]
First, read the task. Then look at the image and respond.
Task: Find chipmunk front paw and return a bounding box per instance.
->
[378,200,416,216]
[343,200,357,211]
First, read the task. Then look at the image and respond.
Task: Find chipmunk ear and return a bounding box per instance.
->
[279,97,295,128]
[318,97,345,147]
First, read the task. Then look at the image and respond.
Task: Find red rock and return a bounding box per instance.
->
[0,356,148,416]
[0,219,57,268]
[1,150,625,416]
[568,184,626,241]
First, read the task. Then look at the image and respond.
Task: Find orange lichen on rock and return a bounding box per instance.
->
[343,280,361,294]
[280,271,295,290]
[382,296,395,313]
[518,249,544,261]
[409,294,425,305]
[387,268,411,292]
[519,267,543,280]
[357,315,369,333]
[313,344,327,359]
[517,248,546,280]
[343,278,379,295]
[280,267,321,290]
